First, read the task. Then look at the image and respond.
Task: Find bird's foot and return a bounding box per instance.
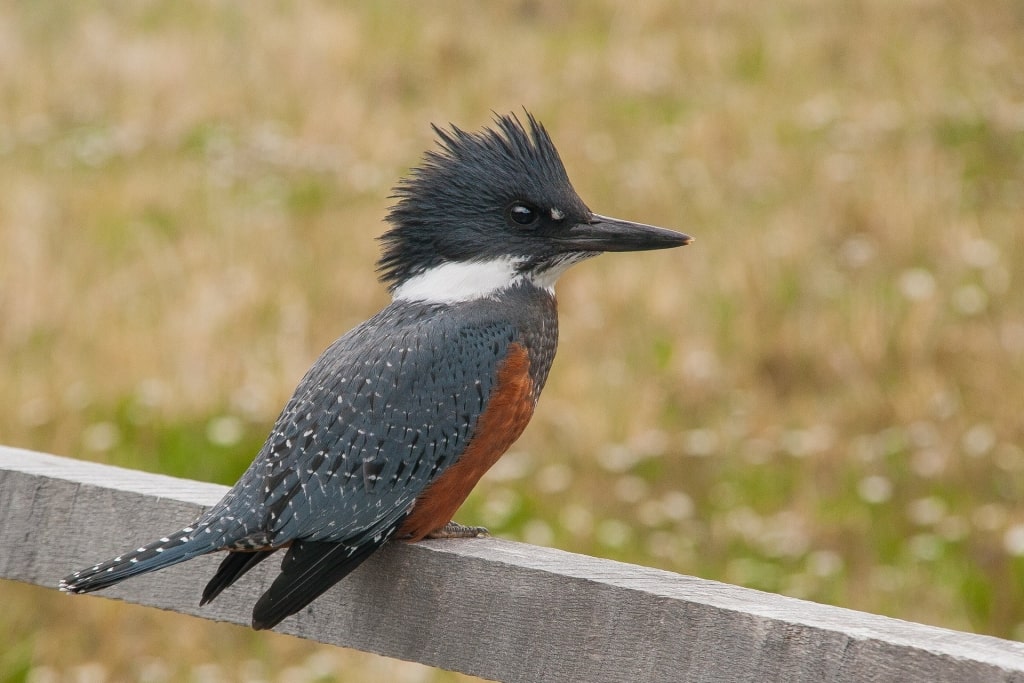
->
[426,521,490,539]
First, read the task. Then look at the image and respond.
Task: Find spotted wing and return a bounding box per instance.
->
[197,301,518,551]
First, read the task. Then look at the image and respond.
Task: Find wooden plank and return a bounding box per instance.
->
[2,444,1024,683]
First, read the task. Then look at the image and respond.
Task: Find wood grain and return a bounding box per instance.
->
[3,445,1024,682]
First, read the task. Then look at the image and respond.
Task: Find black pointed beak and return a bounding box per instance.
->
[556,214,693,252]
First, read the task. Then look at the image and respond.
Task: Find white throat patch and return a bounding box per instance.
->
[392,258,527,304]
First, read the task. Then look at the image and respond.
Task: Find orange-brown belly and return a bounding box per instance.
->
[399,343,535,541]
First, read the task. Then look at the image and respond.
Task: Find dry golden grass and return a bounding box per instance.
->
[3,1,1023,681]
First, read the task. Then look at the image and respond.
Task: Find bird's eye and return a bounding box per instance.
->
[508,202,539,227]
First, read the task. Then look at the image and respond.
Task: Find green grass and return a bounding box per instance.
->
[2,1,1024,681]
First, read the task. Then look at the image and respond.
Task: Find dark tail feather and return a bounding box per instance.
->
[60,527,214,594]
[250,539,383,630]
[201,549,277,606]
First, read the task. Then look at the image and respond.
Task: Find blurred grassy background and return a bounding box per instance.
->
[2,1,1023,681]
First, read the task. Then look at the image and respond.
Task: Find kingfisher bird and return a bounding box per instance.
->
[60,112,692,630]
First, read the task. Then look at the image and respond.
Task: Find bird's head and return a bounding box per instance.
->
[379,112,691,303]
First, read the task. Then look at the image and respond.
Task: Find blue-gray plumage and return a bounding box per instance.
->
[60,112,691,630]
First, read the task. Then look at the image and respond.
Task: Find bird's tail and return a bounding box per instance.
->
[60,526,214,594]
[250,538,382,630]
[249,515,409,630]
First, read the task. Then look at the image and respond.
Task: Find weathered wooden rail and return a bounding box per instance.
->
[2,444,1024,682]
